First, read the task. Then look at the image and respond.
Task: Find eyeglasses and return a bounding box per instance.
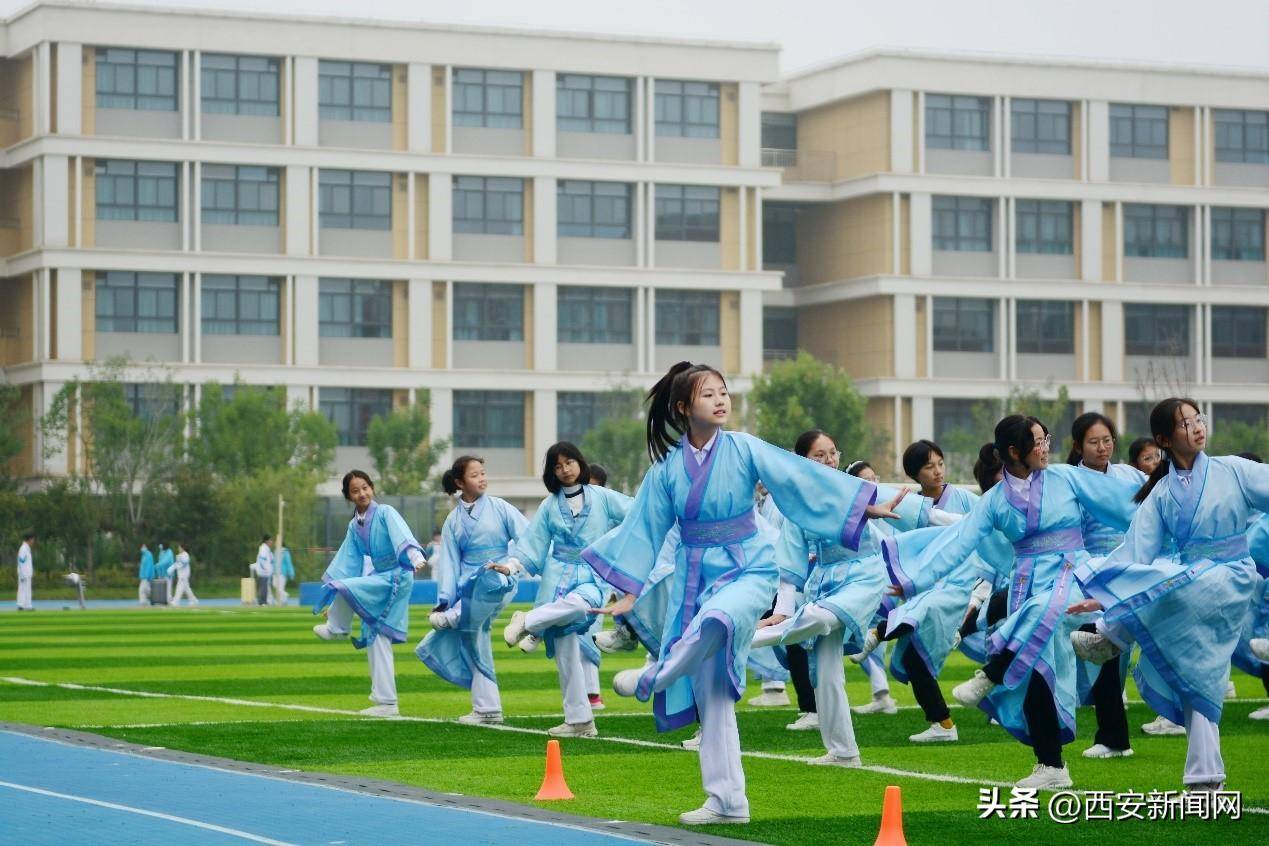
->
[1084,437,1115,449]
[1178,414,1209,433]
[1032,434,1053,453]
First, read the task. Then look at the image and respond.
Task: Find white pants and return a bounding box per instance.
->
[272,574,288,606]
[437,600,503,714]
[584,657,600,697]
[171,575,198,606]
[1183,706,1225,785]
[138,579,151,605]
[16,576,32,610]
[526,594,593,724]
[864,643,890,696]
[327,595,398,705]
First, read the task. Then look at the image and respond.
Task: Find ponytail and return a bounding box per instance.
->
[973,442,1003,493]
[1133,397,1200,503]
[644,361,727,463]
[441,455,484,495]
[993,414,1047,473]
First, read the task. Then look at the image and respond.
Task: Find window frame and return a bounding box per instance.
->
[932,297,995,353]
[453,68,524,129]
[453,176,525,236]
[1015,300,1075,355]
[557,286,634,344]
[1124,303,1192,356]
[556,74,632,135]
[654,79,720,139]
[932,196,993,252]
[200,274,281,336]
[1213,109,1269,164]
[318,169,392,232]
[654,184,721,242]
[1110,103,1169,159]
[201,165,280,226]
[95,47,179,112]
[320,387,392,447]
[1123,203,1189,259]
[317,61,392,123]
[317,278,393,339]
[556,180,632,239]
[1210,207,1266,261]
[1010,98,1071,155]
[925,94,992,152]
[453,390,526,448]
[1015,199,1074,255]
[94,271,180,334]
[453,282,525,342]
[655,290,720,346]
[200,53,280,117]
[95,159,180,223]
[1211,306,1267,358]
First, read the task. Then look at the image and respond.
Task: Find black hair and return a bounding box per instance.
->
[901,439,944,482]
[542,441,591,493]
[644,361,728,463]
[22,530,35,541]
[441,455,484,495]
[974,443,1004,493]
[588,463,609,486]
[991,414,1049,472]
[1135,398,1202,504]
[1065,411,1118,466]
[261,534,272,543]
[845,460,872,478]
[1237,451,1264,464]
[341,469,374,501]
[1127,437,1157,470]
[793,429,831,457]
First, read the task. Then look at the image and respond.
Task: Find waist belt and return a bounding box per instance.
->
[460,546,505,567]
[1179,535,1249,565]
[680,512,758,548]
[1013,526,1085,557]
[552,543,584,564]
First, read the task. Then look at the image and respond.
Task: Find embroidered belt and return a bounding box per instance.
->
[552,543,584,564]
[680,511,758,547]
[1013,526,1085,557]
[1179,535,1249,565]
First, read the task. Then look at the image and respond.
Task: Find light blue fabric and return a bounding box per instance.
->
[138,548,155,581]
[1232,517,1268,678]
[620,526,681,656]
[155,547,174,578]
[749,500,790,683]
[279,548,295,579]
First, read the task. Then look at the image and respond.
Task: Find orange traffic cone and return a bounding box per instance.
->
[873,785,907,846]
[534,739,575,800]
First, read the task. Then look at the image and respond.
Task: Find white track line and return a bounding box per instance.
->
[0,779,299,845]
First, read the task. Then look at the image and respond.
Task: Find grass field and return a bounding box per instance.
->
[1,605,1266,845]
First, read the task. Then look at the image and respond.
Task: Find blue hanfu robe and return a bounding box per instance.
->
[511,485,633,667]
[138,548,155,581]
[620,526,682,656]
[748,500,790,684]
[884,464,1138,747]
[279,548,296,580]
[415,494,528,689]
[1076,453,1269,725]
[313,501,423,648]
[1232,516,1267,679]
[582,430,878,732]
[156,547,174,579]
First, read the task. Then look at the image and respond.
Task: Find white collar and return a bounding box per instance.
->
[1004,470,1031,495]
[688,430,719,461]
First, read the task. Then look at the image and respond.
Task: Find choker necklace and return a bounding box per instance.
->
[564,486,584,498]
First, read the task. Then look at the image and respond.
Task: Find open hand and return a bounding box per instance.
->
[1065,598,1103,615]
[866,487,911,521]
[486,562,512,576]
[757,614,788,629]
[589,592,636,617]
[885,583,904,597]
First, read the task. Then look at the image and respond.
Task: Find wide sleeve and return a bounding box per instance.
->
[582,459,677,596]
[380,504,425,567]
[775,519,812,589]
[509,500,554,577]
[600,486,635,527]
[1050,463,1139,533]
[322,525,364,583]
[740,433,877,550]
[497,499,531,554]
[1232,456,1269,515]
[1247,518,1269,575]
[435,511,464,608]
[877,484,932,532]
[883,493,1001,597]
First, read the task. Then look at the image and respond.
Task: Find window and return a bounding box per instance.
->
[453,390,525,448]
[763,203,797,265]
[319,170,391,231]
[96,48,178,111]
[1011,99,1071,155]
[1125,304,1190,356]
[201,275,280,336]
[95,160,179,222]
[556,392,638,444]
[1110,104,1168,159]
[763,307,798,360]
[1211,306,1267,358]
[558,287,633,344]
[318,61,391,122]
[1213,403,1268,428]
[1211,207,1266,261]
[123,383,181,420]
[318,279,392,338]
[655,185,720,241]
[1016,300,1074,354]
[201,165,279,226]
[453,68,523,129]
[95,271,179,333]
[201,54,280,116]
[761,113,797,150]
[453,283,524,341]
[925,94,991,151]
[556,74,631,134]
[933,297,994,353]
[656,290,720,345]
[933,399,980,443]
[1015,200,1073,255]
[1123,204,1188,258]
[655,80,720,138]
[320,387,392,447]
[1214,110,1269,164]
[557,181,632,238]
[932,196,992,252]
[453,176,524,235]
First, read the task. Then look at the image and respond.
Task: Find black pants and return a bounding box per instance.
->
[256,576,270,606]
[879,621,950,723]
[786,644,817,713]
[984,648,1064,768]
[1077,623,1130,751]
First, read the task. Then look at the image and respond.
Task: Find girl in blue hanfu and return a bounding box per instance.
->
[1070,399,1269,792]
[312,470,428,717]
[884,414,1139,790]
[416,456,529,725]
[584,362,908,826]
[499,442,632,738]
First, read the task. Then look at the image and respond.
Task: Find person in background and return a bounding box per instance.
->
[589,463,609,488]
[170,542,199,607]
[253,534,274,606]
[1128,437,1161,476]
[273,545,295,605]
[138,543,155,606]
[15,531,35,611]
[423,531,442,575]
[156,542,175,596]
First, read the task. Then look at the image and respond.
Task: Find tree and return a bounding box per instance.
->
[367,397,450,495]
[1209,420,1269,459]
[580,416,648,494]
[747,352,883,460]
[0,383,26,490]
[191,383,337,479]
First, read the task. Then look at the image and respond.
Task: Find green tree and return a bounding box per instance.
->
[939,384,1075,482]
[580,416,648,494]
[192,383,337,479]
[0,383,26,490]
[1209,420,1269,459]
[747,351,883,460]
[367,397,450,495]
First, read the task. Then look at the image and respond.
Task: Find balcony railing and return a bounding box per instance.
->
[761,148,837,183]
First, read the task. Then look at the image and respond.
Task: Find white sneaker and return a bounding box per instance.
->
[952,670,997,708]
[359,704,399,717]
[457,710,503,725]
[848,628,880,663]
[1070,630,1121,665]
[612,667,643,698]
[747,690,791,707]
[503,610,528,647]
[547,720,598,738]
[1141,715,1186,736]
[595,624,639,653]
[681,729,701,750]
[1082,743,1134,759]
[313,623,348,641]
[786,712,820,731]
[678,806,748,825]
[909,723,958,743]
[1249,705,1269,721]
[429,611,453,630]
[1224,679,1236,699]
[1015,763,1072,790]
[808,753,862,767]
[1249,638,1269,662]
[517,634,540,653]
[852,694,899,715]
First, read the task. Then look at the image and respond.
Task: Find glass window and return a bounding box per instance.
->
[318,170,391,231]
[201,165,279,226]
[1124,304,1190,356]
[763,203,797,265]
[655,80,720,138]
[1110,104,1168,159]
[453,390,525,448]
[655,184,720,242]
[318,61,391,123]
[95,160,179,222]
[453,283,524,341]
[453,68,524,129]
[761,113,797,150]
[1015,199,1073,255]
[763,306,798,360]
[557,181,632,238]
[201,54,280,116]
[933,398,981,443]
[95,271,179,334]
[933,297,994,353]
[1211,207,1266,261]
[556,392,637,444]
[1123,204,1188,258]
[453,176,524,235]
[932,196,992,252]
[1213,403,1268,428]
[1211,306,1267,358]
[123,383,181,420]
[656,290,720,345]
[96,48,178,111]
[556,74,631,134]
[557,287,633,344]
[1015,300,1074,354]
[201,275,280,336]
[320,387,392,447]
[1011,99,1071,155]
[1213,110,1269,164]
[318,278,392,338]
[925,94,991,151]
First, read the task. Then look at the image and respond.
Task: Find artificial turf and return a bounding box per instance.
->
[1,605,1266,845]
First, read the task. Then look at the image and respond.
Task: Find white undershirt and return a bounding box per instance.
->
[1004,469,1032,498]
[688,429,719,462]
[563,484,584,516]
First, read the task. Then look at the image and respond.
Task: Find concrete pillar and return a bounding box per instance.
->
[284,165,311,255]
[293,274,319,367]
[407,278,432,369]
[54,268,83,360]
[1101,300,1124,382]
[431,388,454,465]
[893,294,917,378]
[292,57,319,146]
[533,176,556,264]
[737,81,761,168]
[56,43,82,134]
[912,395,934,441]
[1080,199,1101,281]
[533,282,557,371]
[407,63,432,153]
[909,192,933,277]
[429,175,453,261]
[39,154,69,247]
[889,90,915,174]
[533,388,557,460]
[531,70,555,158]
[1086,101,1110,182]
[738,288,763,376]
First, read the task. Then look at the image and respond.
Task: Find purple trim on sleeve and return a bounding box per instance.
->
[839,484,878,551]
[394,538,425,569]
[881,536,915,598]
[580,547,643,597]
[319,580,408,647]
